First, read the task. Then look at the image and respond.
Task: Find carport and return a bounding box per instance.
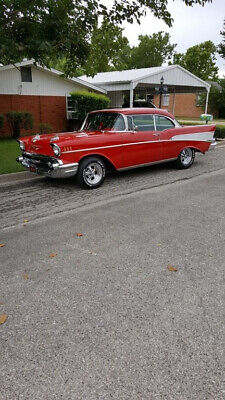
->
[81,65,210,114]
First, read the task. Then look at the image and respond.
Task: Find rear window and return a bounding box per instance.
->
[155,116,175,131]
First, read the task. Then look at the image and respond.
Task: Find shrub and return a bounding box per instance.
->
[5,111,33,139]
[38,123,53,134]
[69,90,110,125]
[215,126,225,139]
[0,114,4,129]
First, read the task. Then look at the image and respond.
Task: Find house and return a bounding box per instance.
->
[0,60,106,136]
[80,65,210,118]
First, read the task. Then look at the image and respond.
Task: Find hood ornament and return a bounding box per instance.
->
[50,135,59,142]
[32,134,40,142]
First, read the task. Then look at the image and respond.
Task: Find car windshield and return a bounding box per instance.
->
[82,112,125,131]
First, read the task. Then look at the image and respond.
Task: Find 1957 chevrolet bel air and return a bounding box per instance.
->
[17,108,216,189]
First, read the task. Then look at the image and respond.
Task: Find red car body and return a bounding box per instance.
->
[17,108,216,188]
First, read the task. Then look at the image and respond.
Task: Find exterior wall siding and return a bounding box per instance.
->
[0,94,71,137]
[0,66,89,96]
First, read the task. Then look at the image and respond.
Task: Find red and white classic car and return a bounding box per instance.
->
[17,108,216,189]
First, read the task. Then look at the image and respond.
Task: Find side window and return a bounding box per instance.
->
[127,116,134,131]
[132,114,155,131]
[155,116,175,131]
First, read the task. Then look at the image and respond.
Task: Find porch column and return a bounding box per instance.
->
[172,89,176,115]
[129,82,134,108]
[205,87,210,114]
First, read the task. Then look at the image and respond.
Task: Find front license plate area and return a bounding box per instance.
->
[29,165,37,173]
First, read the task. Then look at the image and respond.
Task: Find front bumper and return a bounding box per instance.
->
[16,153,78,178]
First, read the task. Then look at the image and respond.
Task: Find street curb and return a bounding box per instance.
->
[0,171,42,185]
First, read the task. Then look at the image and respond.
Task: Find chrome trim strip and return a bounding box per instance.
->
[62,136,213,155]
[62,140,163,154]
[118,157,177,171]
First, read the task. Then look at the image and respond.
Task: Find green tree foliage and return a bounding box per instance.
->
[0,0,213,76]
[84,21,131,75]
[172,41,218,81]
[197,80,225,118]
[208,80,225,117]
[6,112,33,139]
[218,20,225,59]
[128,32,176,69]
[70,91,110,123]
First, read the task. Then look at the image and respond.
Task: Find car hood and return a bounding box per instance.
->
[21,130,102,155]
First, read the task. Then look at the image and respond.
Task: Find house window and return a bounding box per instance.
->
[196,93,204,107]
[20,66,32,82]
[162,94,170,106]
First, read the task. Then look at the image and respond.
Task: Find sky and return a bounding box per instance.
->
[122,0,225,77]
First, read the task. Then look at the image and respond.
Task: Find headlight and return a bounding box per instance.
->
[51,143,61,157]
[17,140,25,151]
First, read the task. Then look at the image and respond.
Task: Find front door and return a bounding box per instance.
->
[121,114,162,168]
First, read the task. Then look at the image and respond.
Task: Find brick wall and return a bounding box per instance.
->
[0,94,70,137]
[154,93,205,118]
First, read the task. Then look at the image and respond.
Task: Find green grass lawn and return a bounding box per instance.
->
[177,117,225,128]
[0,139,25,174]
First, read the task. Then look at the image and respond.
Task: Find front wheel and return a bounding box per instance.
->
[176,148,195,169]
[76,156,106,189]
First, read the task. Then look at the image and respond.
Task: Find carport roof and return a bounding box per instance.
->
[80,65,210,93]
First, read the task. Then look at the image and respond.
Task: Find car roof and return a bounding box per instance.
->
[89,108,175,119]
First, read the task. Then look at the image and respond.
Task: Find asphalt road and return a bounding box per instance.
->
[0,147,225,399]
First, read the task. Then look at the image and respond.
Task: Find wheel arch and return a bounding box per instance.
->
[78,153,117,172]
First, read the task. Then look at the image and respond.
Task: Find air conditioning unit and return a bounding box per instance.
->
[67,111,76,120]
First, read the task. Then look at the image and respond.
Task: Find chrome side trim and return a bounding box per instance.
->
[62,140,163,154]
[118,158,177,171]
[62,136,213,155]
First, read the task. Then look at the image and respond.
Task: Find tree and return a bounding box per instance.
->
[84,21,131,75]
[198,80,225,118]
[218,20,225,59]
[172,41,218,81]
[0,0,213,76]
[128,32,176,69]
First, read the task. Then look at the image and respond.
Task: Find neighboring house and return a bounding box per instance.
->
[80,65,210,118]
[0,60,106,136]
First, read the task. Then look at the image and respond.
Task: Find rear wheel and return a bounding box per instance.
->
[176,148,195,169]
[76,157,106,189]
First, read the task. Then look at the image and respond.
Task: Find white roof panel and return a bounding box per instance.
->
[80,65,210,90]
[80,66,166,84]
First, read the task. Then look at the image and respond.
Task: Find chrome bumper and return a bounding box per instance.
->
[16,154,78,178]
[209,140,217,150]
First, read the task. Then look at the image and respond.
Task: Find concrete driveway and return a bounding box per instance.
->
[0,148,225,399]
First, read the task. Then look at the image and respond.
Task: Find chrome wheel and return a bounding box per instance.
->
[180,148,193,166]
[83,162,103,185]
[77,156,106,189]
[176,147,195,169]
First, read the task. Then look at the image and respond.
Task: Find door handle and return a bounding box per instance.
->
[153,133,160,136]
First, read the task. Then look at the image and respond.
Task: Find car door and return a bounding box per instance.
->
[154,115,180,160]
[120,114,162,169]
